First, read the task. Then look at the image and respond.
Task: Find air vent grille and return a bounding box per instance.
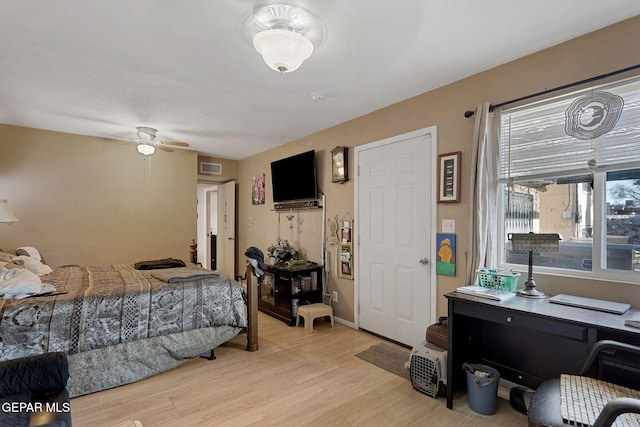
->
[200,162,222,175]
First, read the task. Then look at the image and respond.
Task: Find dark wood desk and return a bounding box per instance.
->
[445,292,640,409]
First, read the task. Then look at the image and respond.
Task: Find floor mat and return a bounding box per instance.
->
[355,343,411,380]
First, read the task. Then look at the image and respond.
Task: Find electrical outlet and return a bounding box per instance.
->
[332,291,338,303]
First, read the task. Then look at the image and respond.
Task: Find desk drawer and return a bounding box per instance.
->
[455,301,587,341]
[483,361,546,389]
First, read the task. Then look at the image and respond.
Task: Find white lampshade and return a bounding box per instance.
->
[253,29,313,74]
[0,199,19,223]
[137,143,156,156]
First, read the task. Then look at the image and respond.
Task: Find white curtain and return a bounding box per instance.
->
[465,103,501,285]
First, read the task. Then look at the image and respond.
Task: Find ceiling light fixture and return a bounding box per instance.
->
[137,143,156,156]
[136,127,157,155]
[136,126,157,141]
[242,4,325,74]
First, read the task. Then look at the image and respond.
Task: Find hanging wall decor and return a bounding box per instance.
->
[437,152,460,203]
[251,173,265,205]
[338,219,353,279]
[436,233,456,276]
[565,91,624,140]
[331,146,349,183]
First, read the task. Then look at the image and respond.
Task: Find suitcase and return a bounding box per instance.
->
[426,316,448,349]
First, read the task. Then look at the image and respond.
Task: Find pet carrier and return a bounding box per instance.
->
[405,340,447,398]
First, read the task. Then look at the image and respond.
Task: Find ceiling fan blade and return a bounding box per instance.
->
[163,141,189,147]
[158,146,174,153]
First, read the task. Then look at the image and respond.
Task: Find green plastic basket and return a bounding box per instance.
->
[476,270,521,292]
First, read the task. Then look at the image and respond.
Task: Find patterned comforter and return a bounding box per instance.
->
[0,264,247,362]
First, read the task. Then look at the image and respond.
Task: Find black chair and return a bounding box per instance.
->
[0,352,72,427]
[528,340,640,427]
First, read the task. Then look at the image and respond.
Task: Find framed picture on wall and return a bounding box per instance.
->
[437,151,460,203]
[436,233,456,276]
[338,220,354,279]
[251,173,265,205]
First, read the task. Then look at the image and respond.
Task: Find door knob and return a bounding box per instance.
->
[419,258,429,265]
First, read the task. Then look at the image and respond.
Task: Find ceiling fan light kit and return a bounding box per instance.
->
[243,4,325,74]
[136,143,156,156]
[136,126,158,141]
[128,127,189,156]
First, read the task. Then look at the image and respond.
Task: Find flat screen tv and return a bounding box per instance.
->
[271,150,318,203]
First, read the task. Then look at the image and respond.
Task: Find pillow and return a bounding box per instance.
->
[0,261,23,270]
[0,269,45,299]
[11,256,53,276]
[0,252,15,263]
[15,247,43,262]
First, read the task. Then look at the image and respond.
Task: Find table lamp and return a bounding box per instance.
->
[508,232,561,298]
[0,199,19,223]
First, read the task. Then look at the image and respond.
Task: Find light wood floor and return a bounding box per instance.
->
[71,313,528,426]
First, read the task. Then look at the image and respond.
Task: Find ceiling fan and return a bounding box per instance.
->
[134,127,189,155]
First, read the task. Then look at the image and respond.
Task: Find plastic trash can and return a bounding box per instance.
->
[463,363,500,415]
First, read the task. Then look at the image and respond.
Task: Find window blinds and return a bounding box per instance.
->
[499,75,640,183]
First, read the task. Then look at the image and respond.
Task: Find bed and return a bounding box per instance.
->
[0,262,258,397]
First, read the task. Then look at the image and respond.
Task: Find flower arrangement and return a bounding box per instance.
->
[267,239,297,263]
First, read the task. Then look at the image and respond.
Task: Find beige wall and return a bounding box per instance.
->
[2,17,639,322]
[197,155,239,183]
[1,125,197,267]
[237,16,640,322]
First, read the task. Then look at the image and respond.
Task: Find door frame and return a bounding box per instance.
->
[197,182,218,269]
[353,125,438,332]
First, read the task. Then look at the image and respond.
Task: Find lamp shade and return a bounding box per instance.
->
[0,199,19,223]
[137,143,156,156]
[253,29,313,74]
[509,233,561,252]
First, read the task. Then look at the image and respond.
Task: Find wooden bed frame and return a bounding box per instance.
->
[244,263,259,352]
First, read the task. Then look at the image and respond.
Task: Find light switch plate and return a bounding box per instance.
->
[442,219,455,233]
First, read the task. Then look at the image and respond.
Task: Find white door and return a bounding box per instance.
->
[355,126,437,347]
[216,180,236,277]
[197,184,217,269]
[205,188,217,269]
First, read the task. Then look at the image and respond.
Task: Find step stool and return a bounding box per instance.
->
[296,303,334,332]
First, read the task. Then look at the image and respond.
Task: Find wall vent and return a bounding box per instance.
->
[200,162,222,175]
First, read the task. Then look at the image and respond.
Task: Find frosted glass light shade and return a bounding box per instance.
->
[137,143,156,156]
[253,29,313,74]
[0,199,19,223]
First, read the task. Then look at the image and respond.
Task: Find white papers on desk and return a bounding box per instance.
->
[625,312,640,329]
[456,285,516,302]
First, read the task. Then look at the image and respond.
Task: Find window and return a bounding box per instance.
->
[498,75,640,281]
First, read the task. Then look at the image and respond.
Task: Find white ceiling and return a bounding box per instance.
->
[1,1,639,160]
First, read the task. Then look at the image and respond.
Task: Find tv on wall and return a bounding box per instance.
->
[271,150,318,203]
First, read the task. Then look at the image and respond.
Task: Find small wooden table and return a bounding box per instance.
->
[258,263,323,326]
